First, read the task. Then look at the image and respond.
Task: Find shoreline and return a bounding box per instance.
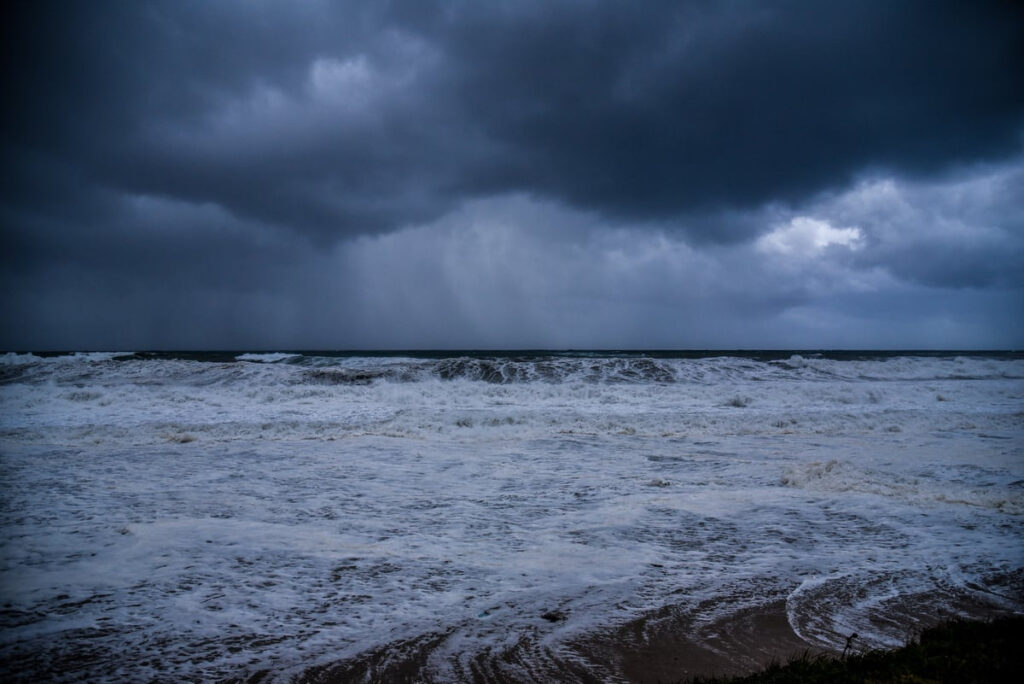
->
[287,586,1022,684]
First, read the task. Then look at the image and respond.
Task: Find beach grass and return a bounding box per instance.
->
[688,616,1024,684]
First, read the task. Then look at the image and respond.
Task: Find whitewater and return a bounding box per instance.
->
[0,351,1021,681]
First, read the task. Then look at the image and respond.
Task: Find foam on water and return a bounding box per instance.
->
[1,353,1022,680]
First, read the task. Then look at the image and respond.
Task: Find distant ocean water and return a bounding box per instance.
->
[1,350,1022,681]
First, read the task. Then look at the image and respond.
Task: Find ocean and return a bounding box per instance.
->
[1,351,1022,681]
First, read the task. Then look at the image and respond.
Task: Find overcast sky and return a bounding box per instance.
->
[2,0,1022,350]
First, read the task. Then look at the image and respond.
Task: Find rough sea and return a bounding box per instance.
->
[1,351,1022,681]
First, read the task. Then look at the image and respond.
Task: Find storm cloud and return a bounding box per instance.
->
[2,0,1023,349]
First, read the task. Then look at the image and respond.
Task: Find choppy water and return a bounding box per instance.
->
[1,351,1022,681]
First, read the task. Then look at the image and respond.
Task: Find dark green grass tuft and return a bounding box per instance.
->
[689,616,1024,684]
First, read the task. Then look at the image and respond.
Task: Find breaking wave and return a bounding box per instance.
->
[2,351,1021,388]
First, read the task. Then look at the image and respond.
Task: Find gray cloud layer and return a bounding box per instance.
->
[2,1,1022,349]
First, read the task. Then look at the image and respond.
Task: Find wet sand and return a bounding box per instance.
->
[289,599,818,683]
[587,599,818,682]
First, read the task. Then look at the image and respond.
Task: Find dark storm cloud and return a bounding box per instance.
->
[439,0,1024,224]
[2,1,1023,350]
[4,0,1022,246]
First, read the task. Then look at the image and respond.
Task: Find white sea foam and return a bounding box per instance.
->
[782,459,1024,515]
[0,353,1021,680]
